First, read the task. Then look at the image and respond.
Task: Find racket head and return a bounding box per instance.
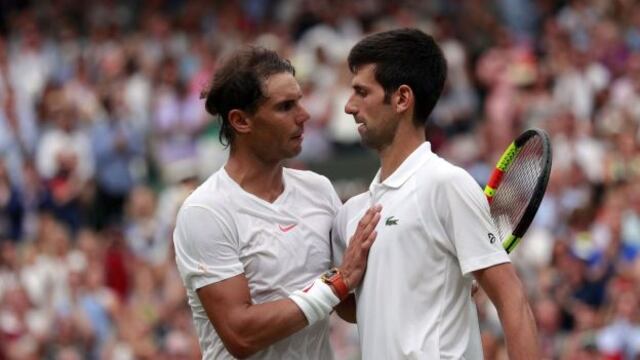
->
[484,128,552,253]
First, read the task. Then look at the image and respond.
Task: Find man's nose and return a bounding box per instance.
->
[297,105,310,124]
[344,96,357,115]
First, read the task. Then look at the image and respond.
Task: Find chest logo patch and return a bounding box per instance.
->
[385,216,399,226]
[279,224,297,232]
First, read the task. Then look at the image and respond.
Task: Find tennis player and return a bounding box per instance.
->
[173,47,381,359]
[332,28,539,358]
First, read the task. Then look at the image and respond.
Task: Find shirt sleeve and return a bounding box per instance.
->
[328,183,343,216]
[173,204,244,291]
[438,167,510,276]
[330,206,348,268]
[317,173,342,216]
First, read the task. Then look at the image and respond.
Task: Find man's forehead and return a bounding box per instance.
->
[263,73,302,99]
[351,64,377,86]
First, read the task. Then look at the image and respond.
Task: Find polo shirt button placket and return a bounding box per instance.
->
[369,183,384,205]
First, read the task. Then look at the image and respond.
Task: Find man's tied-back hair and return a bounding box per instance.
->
[347,28,447,125]
[201,47,296,146]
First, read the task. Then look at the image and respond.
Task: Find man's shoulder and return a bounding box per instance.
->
[339,192,369,215]
[417,156,474,187]
[284,167,334,192]
[343,191,368,206]
[181,170,230,210]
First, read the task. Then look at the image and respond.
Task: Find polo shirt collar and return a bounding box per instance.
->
[369,142,434,191]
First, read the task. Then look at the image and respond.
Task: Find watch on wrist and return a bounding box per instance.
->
[321,268,349,300]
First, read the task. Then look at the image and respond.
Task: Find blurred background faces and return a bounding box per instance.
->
[1,1,640,359]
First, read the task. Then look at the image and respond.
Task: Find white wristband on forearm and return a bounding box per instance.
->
[289,278,340,326]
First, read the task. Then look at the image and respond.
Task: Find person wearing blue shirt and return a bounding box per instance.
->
[91,92,145,228]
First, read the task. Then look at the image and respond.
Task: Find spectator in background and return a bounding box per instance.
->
[625,5,640,52]
[0,85,37,188]
[621,182,640,262]
[0,284,43,359]
[122,56,153,135]
[607,52,640,125]
[123,186,156,260]
[151,57,208,185]
[77,262,119,359]
[327,62,362,150]
[552,47,610,122]
[534,296,565,357]
[432,16,478,136]
[0,159,24,241]
[476,26,531,153]
[296,77,333,163]
[7,18,54,111]
[63,58,102,126]
[37,101,94,232]
[102,225,130,301]
[91,90,145,229]
[596,289,640,358]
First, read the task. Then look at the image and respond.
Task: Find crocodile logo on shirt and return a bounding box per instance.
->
[385,216,399,226]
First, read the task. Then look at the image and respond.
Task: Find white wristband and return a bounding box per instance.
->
[289,278,340,326]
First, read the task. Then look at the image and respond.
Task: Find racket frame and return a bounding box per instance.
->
[483,128,552,253]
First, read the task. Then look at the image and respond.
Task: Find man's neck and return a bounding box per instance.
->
[378,123,425,182]
[225,147,285,203]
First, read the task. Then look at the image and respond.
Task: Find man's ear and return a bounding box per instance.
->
[228,109,251,135]
[394,85,414,114]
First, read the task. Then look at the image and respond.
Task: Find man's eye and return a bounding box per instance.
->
[280,101,294,111]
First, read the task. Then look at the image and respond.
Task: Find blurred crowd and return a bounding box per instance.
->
[1,0,640,359]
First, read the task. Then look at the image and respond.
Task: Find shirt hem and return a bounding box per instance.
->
[460,251,511,276]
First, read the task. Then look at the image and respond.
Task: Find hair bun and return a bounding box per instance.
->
[201,86,219,116]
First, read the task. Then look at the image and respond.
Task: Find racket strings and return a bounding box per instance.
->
[490,136,545,243]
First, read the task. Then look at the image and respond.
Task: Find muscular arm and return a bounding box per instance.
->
[196,274,307,359]
[196,206,381,357]
[474,263,539,359]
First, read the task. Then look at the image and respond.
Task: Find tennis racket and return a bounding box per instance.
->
[484,128,552,254]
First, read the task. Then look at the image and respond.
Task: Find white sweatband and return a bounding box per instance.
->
[289,278,340,326]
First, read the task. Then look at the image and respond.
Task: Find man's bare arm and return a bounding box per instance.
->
[474,263,539,359]
[197,206,380,358]
[197,274,307,358]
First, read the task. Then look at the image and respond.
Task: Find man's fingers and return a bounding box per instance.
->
[361,205,382,225]
[361,230,377,249]
[365,212,381,230]
[353,213,380,245]
[357,207,378,230]
[358,226,378,251]
[349,205,382,249]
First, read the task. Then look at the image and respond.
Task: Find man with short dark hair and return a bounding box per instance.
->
[332,28,539,359]
[173,47,380,359]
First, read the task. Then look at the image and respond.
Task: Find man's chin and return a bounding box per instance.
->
[286,146,303,159]
[359,135,378,150]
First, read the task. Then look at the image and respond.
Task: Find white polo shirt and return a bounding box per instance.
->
[332,142,510,359]
[174,167,341,360]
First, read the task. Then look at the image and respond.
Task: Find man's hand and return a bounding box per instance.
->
[338,204,382,291]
